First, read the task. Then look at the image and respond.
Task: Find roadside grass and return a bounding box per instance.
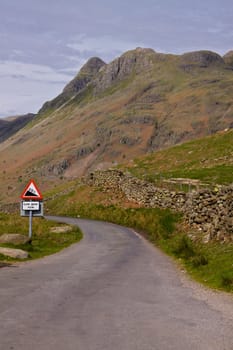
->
[161,235,233,292]
[163,165,233,185]
[140,165,233,191]
[0,212,82,262]
[47,197,233,293]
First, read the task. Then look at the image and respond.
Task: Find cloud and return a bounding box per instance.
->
[55,55,87,75]
[0,60,77,117]
[67,34,145,60]
[0,60,71,83]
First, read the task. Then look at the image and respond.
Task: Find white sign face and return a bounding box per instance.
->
[22,201,40,211]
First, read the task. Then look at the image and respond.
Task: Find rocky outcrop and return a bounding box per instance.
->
[180,50,225,69]
[47,159,71,176]
[63,57,106,95]
[93,48,155,93]
[50,226,72,233]
[0,234,30,245]
[85,170,233,242]
[0,247,28,259]
[223,51,233,67]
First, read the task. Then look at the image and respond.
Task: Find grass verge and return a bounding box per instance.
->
[0,212,82,263]
[47,199,233,293]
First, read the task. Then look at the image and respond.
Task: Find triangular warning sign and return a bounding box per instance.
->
[21,179,43,200]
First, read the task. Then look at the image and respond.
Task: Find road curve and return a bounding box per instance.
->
[0,216,232,350]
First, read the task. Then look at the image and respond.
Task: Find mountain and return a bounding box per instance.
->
[38,57,106,114]
[0,113,35,143]
[223,51,233,67]
[0,47,233,202]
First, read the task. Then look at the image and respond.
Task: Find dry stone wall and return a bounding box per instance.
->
[85,170,233,242]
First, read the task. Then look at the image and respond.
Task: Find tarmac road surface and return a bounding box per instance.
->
[0,216,232,350]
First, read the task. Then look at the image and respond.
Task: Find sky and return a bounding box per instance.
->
[0,0,233,117]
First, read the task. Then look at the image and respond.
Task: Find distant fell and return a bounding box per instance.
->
[223,51,233,67]
[0,113,35,143]
[181,50,224,68]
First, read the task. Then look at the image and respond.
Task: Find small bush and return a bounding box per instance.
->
[172,235,195,259]
[159,211,178,239]
[190,254,208,267]
[221,273,233,289]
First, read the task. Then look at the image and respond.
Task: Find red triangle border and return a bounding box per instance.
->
[20,179,43,200]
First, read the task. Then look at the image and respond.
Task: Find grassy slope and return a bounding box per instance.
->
[123,129,233,186]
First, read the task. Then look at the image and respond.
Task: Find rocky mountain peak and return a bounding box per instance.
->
[38,57,106,114]
[63,57,106,94]
[180,50,225,68]
[80,57,106,75]
[223,50,233,67]
[93,48,156,92]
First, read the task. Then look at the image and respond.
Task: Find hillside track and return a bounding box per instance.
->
[0,216,232,350]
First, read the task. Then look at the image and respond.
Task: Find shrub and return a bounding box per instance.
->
[190,254,208,267]
[221,272,233,289]
[172,235,195,259]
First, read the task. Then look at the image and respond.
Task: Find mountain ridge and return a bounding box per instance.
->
[38,57,106,114]
[0,47,232,202]
[37,48,232,120]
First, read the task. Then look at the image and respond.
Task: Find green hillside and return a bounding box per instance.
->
[123,129,233,186]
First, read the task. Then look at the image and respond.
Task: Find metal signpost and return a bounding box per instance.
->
[20,179,43,240]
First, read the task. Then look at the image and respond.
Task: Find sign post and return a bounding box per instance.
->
[29,209,33,240]
[20,179,43,241]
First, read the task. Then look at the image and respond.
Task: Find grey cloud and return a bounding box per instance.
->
[0,0,233,116]
[0,109,18,117]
